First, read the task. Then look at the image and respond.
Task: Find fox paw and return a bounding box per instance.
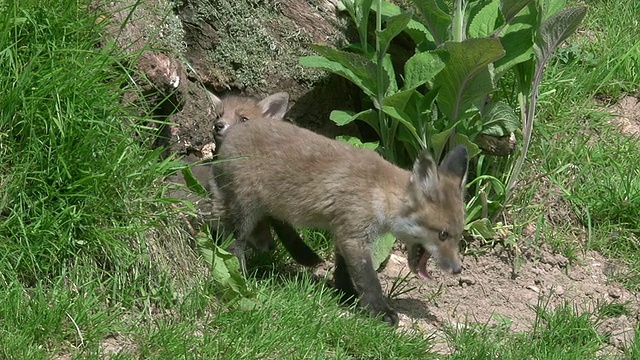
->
[372,308,399,326]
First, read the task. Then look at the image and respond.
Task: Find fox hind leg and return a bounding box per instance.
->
[271,219,322,267]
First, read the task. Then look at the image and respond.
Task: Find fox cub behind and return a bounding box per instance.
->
[208,91,322,267]
[210,92,289,141]
[213,119,468,326]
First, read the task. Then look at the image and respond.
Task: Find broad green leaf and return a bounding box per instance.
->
[300,45,381,98]
[340,0,374,51]
[384,90,426,151]
[215,247,251,296]
[376,0,434,45]
[535,6,587,65]
[378,11,414,56]
[372,233,396,270]
[429,127,455,159]
[430,128,481,160]
[340,0,375,28]
[493,2,537,78]
[480,101,520,136]
[453,133,481,158]
[330,109,380,135]
[499,0,534,25]
[382,89,416,111]
[403,50,447,90]
[381,54,398,96]
[540,0,566,21]
[382,105,420,142]
[336,135,379,151]
[494,29,534,78]
[418,87,440,115]
[465,218,495,238]
[411,0,452,45]
[196,233,253,298]
[433,38,505,121]
[181,167,208,196]
[514,57,535,95]
[468,0,501,38]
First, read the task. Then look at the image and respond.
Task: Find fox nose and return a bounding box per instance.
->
[450,261,462,274]
[213,122,227,134]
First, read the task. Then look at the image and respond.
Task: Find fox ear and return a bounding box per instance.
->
[439,145,469,189]
[410,151,439,194]
[258,92,289,120]
[207,91,223,109]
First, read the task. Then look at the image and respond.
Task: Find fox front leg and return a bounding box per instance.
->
[335,239,399,326]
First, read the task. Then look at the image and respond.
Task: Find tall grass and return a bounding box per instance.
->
[512,0,640,290]
[0,0,181,287]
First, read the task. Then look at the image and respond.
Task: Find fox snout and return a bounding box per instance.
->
[438,250,462,275]
[450,261,462,274]
[213,121,229,135]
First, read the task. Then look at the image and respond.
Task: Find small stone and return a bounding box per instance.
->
[554,254,569,267]
[459,276,476,286]
[609,326,635,350]
[531,267,545,276]
[526,285,540,293]
[608,288,622,299]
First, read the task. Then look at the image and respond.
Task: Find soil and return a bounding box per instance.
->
[384,247,637,354]
[607,95,640,138]
[310,240,639,355]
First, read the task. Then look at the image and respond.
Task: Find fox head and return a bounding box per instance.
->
[209,92,289,141]
[393,145,468,279]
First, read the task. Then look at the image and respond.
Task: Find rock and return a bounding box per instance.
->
[526,285,540,293]
[608,287,623,299]
[459,276,476,286]
[552,285,565,296]
[598,316,636,350]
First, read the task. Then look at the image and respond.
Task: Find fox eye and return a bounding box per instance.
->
[438,230,449,241]
[240,116,249,123]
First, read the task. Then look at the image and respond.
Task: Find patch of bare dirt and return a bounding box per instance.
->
[51,334,138,360]
[99,334,138,358]
[607,95,640,138]
[375,245,638,354]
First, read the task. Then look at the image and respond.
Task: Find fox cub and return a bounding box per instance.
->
[208,91,322,267]
[210,91,290,141]
[213,118,469,326]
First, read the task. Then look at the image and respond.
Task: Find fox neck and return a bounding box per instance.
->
[372,171,416,239]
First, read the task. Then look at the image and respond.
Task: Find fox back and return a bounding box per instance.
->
[214,118,468,325]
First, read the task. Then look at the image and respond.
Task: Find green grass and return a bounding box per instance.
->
[0,0,182,285]
[0,271,434,359]
[511,0,640,291]
[1,0,639,358]
[444,300,617,359]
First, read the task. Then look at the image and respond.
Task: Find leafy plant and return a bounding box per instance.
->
[179,165,254,300]
[300,0,585,248]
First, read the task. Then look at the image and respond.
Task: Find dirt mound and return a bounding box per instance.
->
[375,245,639,354]
[607,95,640,138]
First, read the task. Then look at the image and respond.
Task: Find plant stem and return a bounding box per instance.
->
[375,0,394,162]
[506,63,544,199]
[452,0,466,42]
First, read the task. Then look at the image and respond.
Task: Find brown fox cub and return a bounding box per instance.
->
[208,91,322,267]
[213,118,469,326]
[210,92,289,141]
